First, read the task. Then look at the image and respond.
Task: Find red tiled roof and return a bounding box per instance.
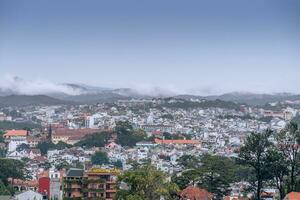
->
[286,192,300,200]
[4,130,27,137]
[180,186,213,200]
[155,138,200,145]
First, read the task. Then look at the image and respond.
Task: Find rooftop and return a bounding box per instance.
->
[4,130,28,137]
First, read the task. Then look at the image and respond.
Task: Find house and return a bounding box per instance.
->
[27,149,42,159]
[3,130,28,141]
[284,192,300,200]
[51,128,102,144]
[26,136,41,148]
[154,138,201,146]
[180,186,213,200]
[4,130,28,152]
[14,190,43,200]
[223,196,250,200]
[10,179,39,192]
[63,168,119,200]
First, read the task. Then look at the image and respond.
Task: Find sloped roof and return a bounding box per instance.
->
[155,138,200,145]
[66,168,84,177]
[180,186,213,200]
[286,192,300,200]
[4,130,27,137]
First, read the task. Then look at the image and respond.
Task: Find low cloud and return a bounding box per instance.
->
[0,75,85,95]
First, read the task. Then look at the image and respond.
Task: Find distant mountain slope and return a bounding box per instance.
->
[0,95,72,107]
[62,92,131,103]
[175,92,300,105]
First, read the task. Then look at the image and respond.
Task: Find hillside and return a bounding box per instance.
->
[0,95,72,107]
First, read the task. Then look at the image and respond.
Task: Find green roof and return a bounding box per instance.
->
[66,168,84,177]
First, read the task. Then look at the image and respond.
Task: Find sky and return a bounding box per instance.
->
[0,0,299,95]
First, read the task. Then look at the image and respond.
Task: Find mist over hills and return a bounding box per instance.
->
[0,88,300,107]
[0,77,299,106]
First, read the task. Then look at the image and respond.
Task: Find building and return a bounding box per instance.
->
[63,168,119,200]
[141,124,174,133]
[26,136,41,148]
[180,186,213,200]
[14,190,43,200]
[4,130,28,152]
[154,138,201,146]
[49,168,63,200]
[51,128,101,145]
[38,177,50,199]
[3,130,28,141]
[284,192,300,200]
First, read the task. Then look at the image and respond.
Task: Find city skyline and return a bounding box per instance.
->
[1,0,299,95]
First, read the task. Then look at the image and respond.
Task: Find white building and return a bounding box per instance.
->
[14,190,43,200]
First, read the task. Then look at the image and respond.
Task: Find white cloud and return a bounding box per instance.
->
[0,75,85,95]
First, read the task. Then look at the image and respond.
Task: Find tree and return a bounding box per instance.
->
[197,155,237,199]
[172,169,201,190]
[16,143,30,152]
[115,121,147,147]
[112,160,123,169]
[37,141,55,155]
[0,179,11,195]
[75,132,111,148]
[265,148,288,199]
[116,164,179,200]
[55,141,72,150]
[239,130,273,200]
[0,159,25,185]
[177,155,201,169]
[91,151,109,165]
[0,147,6,158]
[0,131,5,143]
[276,122,300,193]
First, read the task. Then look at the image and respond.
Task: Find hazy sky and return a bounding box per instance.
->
[0,0,299,95]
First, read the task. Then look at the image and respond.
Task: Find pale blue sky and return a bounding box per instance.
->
[0,0,299,95]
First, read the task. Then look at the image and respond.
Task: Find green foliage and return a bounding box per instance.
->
[171,174,191,190]
[55,141,72,150]
[174,154,249,198]
[177,155,201,169]
[116,164,179,200]
[37,141,72,155]
[37,141,55,155]
[197,155,237,199]
[239,130,273,200]
[75,132,111,148]
[0,179,11,195]
[112,160,123,169]
[163,132,192,140]
[0,131,4,143]
[115,121,147,147]
[16,143,30,152]
[0,147,6,158]
[0,159,25,185]
[276,122,300,194]
[0,121,41,131]
[91,151,109,165]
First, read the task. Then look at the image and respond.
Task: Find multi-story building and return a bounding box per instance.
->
[63,168,119,200]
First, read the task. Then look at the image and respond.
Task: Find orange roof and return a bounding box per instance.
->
[4,130,27,137]
[286,192,300,200]
[180,186,213,200]
[155,138,200,145]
